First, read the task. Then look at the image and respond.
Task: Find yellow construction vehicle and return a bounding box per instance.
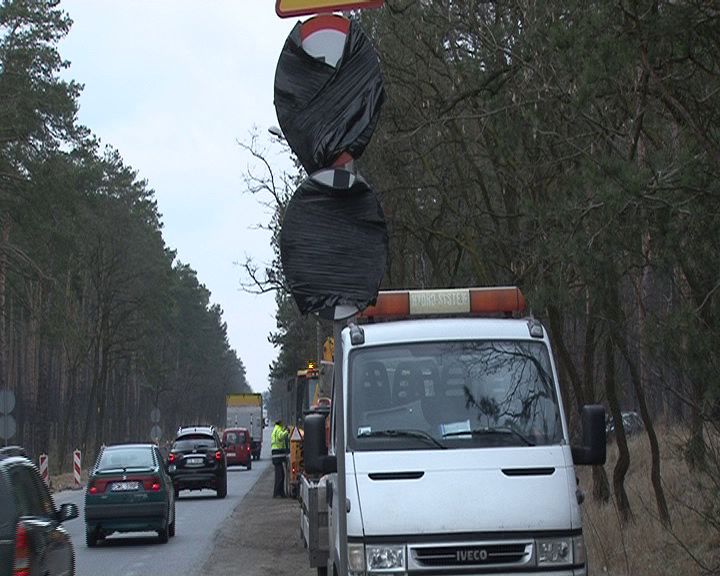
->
[287,339,334,498]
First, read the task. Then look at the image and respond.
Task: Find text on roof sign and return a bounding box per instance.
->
[409,290,471,315]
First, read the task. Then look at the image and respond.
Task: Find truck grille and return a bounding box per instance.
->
[409,540,533,570]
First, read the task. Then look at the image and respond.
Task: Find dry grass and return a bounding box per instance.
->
[48,470,88,493]
[580,426,720,576]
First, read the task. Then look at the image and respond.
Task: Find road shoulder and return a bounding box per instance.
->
[196,465,317,576]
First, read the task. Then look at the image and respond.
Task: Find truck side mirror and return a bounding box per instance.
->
[571,404,607,466]
[304,413,337,475]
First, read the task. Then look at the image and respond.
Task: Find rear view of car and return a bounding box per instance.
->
[84,443,175,546]
[223,428,252,469]
[0,446,78,575]
[167,426,227,498]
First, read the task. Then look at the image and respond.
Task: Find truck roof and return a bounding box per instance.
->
[351,317,545,348]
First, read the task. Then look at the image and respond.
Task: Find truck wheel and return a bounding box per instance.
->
[246,459,252,470]
[317,567,328,576]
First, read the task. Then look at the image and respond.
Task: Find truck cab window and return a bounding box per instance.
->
[348,340,563,451]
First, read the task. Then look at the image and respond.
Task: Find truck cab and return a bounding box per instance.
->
[303,287,605,576]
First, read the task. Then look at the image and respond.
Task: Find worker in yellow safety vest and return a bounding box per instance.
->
[271,419,290,498]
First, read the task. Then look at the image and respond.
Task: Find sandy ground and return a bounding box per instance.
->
[194,466,318,576]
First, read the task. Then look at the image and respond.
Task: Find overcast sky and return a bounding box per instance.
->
[58,1,299,393]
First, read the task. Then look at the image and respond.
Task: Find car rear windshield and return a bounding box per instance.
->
[97,447,155,470]
[173,434,216,451]
[224,432,246,445]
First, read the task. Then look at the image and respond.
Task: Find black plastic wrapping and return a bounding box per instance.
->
[280,171,388,316]
[274,18,385,174]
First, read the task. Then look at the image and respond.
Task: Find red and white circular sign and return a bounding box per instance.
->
[300,14,350,68]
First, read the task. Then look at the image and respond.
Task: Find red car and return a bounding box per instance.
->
[222,428,252,469]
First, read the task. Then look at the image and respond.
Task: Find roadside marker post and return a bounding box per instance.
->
[39,454,49,485]
[73,450,81,489]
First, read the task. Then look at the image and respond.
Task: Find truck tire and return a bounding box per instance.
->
[317,567,327,576]
[246,459,252,470]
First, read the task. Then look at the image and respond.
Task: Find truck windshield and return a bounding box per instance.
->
[348,340,563,451]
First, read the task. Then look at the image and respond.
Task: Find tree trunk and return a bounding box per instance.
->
[615,331,672,527]
[606,336,633,524]
[548,304,611,503]
[0,213,10,390]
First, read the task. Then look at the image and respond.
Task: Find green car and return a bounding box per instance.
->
[85,443,176,546]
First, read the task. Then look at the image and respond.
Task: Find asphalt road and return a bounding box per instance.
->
[53,431,272,576]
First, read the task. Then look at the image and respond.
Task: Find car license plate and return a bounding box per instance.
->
[227,452,236,457]
[186,457,204,466]
[111,481,139,491]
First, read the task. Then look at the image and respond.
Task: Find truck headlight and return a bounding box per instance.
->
[348,543,407,574]
[536,537,573,566]
[366,545,406,572]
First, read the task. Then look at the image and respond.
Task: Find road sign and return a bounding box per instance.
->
[276,0,383,18]
[0,414,15,440]
[274,15,384,174]
[280,170,387,317]
[150,425,162,443]
[0,388,15,414]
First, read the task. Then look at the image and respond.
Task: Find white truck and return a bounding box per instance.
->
[226,393,264,460]
[302,287,606,576]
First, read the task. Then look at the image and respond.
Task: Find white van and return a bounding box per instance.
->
[303,287,606,576]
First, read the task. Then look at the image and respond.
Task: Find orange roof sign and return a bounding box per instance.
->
[276,0,383,18]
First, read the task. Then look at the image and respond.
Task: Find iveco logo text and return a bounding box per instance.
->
[457,549,488,562]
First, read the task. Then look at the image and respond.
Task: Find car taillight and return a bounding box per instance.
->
[215,451,222,461]
[141,477,162,491]
[13,523,30,576]
[88,481,98,495]
[168,453,176,463]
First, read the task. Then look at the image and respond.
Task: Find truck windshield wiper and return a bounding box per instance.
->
[442,427,535,446]
[358,429,447,449]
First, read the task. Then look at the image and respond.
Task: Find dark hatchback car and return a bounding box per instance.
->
[0,446,78,575]
[84,443,175,546]
[167,426,227,498]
